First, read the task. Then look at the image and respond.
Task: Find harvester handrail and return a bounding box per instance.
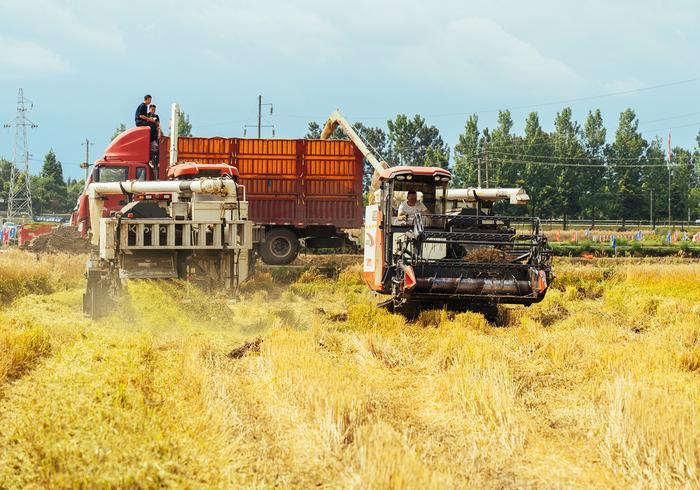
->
[420,213,542,232]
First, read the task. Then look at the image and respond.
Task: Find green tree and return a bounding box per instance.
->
[552,107,586,226]
[487,110,517,187]
[689,188,700,221]
[522,112,556,218]
[453,115,480,187]
[670,147,696,221]
[178,112,192,137]
[642,137,667,224]
[582,109,608,220]
[34,149,67,213]
[0,158,12,204]
[691,134,700,220]
[305,122,322,139]
[111,123,127,140]
[353,123,388,194]
[387,114,449,168]
[65,178,85,211]
[609,109,646,226]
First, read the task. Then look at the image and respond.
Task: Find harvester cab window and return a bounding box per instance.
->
[387,177,450,262]
[96,166,128,183]
[390,180,446,226]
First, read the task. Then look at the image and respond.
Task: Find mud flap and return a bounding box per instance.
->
[83,270,112,318]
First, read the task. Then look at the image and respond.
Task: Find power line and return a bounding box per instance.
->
[475,150,668,162]
[640,121,700,134]
[469,76,700,116]
[638,111,700,125]
[481,158,681,168]
[391,144,669,163]
[278,76,700,121]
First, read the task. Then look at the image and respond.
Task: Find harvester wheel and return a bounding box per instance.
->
[259,228,300,265]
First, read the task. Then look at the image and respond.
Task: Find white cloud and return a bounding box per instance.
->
[390,16,582,93]
[163,1,339,63]
[0,36,69,75]
[1,0,126,54]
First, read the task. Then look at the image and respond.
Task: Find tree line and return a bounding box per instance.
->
[307,108,700,223]
[0,112,195,216]
[2,108,699,221]
[0,150,84,215]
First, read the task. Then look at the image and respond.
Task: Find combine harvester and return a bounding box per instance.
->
[83,105,257,317]
[83,165,256,317]
[321,111,553,319]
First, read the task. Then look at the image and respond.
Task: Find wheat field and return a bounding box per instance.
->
[0,250,698,488]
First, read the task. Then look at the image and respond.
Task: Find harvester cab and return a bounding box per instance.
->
[363,166,553,319]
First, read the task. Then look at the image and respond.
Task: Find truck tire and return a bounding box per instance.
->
[259,228,300,265]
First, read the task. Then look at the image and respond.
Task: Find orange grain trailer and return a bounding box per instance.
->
[159,135,364,264]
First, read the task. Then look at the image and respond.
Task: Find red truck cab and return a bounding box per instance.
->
[72,127,153,232]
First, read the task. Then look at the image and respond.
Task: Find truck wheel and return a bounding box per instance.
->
[259,228,300,265]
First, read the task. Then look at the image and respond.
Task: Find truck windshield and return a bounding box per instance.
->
[96,167,128,183]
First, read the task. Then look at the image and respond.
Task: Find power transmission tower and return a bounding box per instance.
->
[3,89,37,220]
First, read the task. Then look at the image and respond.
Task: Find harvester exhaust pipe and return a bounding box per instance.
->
[170,103,180,166]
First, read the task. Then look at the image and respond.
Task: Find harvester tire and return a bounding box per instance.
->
[259,228,300,265]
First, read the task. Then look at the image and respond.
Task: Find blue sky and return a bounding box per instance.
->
[1,0,699,180]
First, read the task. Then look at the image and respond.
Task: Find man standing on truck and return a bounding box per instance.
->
[135,94,155,127]
[147,104,161,141]
[147,104,161,176]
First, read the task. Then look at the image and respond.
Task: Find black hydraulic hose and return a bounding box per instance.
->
[115,214,122,258]
[119,182,133,203]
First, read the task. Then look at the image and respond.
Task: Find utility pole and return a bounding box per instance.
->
[484,144,489,188]
[667,129,672,227]
[476,156,482,187]
[4,88,37,220]
[244,95,274,138]
[649,189,653,228]
[81,138,93,181]
[667,168,672,227]
[481,130,490,188]
[257,95,261,138]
